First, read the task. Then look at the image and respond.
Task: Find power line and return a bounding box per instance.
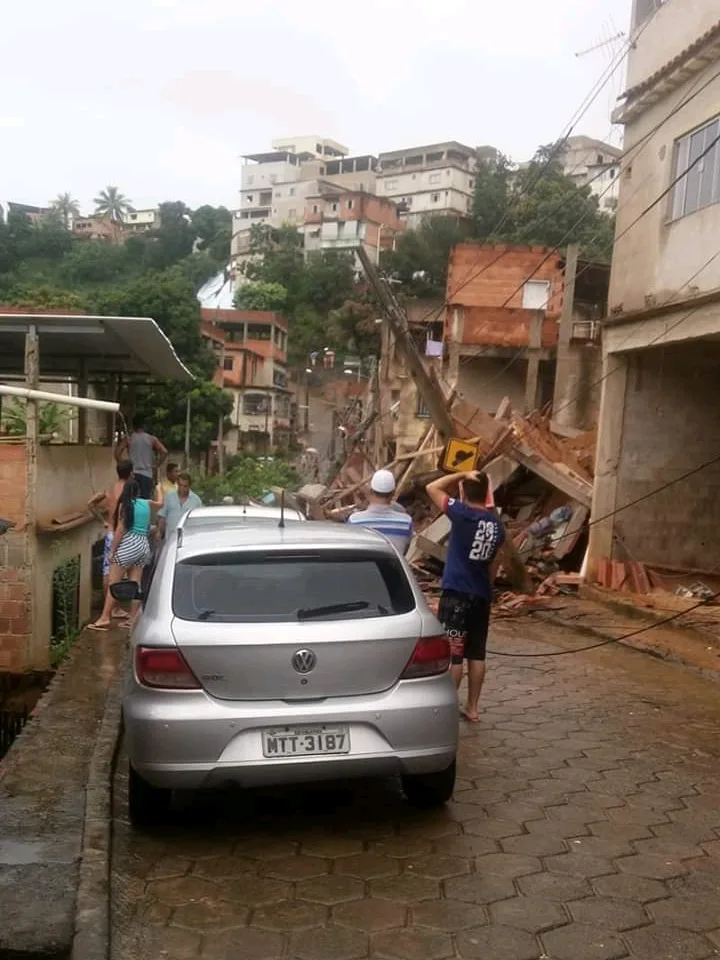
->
[487,587,720,657]
[414,59,720,338]
[406,31,641,326]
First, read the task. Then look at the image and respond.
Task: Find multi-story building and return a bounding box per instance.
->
[201,308,291,453]
[6,201,53,224]
[301,188,404,262]
[588,0,720,578]
[559,136,622,213]
[443,243,608,428]
[376,142,479,228]
[122,208,160,233]
[270,136,348,159]
[231,140,378,273]
[72,216,127,244]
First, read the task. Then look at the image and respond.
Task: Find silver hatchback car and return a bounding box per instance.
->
[120,521,458,828]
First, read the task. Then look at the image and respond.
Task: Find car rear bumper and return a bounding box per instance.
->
[123,673,458,790]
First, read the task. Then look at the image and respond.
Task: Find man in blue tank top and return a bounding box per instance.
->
[426,470,505,721]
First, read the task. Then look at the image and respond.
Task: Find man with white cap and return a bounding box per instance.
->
[347,469,413,554]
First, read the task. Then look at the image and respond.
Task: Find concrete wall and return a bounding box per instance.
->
[32,446,116,667]
[610,58,720,315]
[456,356,528,415]
[614,339,720,571]
[627,0,718,89]
[35,445,115,527]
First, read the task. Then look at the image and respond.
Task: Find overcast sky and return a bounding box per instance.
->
[2,0,632,214]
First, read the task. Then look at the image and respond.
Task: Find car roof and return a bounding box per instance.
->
[178,504,305,529]
[177,521,397,558]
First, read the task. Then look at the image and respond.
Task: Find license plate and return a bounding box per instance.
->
[261,724,350,758]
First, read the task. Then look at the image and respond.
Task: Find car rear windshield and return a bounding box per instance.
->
[172,549,416,623]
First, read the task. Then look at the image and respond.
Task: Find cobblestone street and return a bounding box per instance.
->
[111,618,720,960]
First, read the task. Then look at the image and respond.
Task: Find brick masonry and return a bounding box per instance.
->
[110,617,720,960]
[0,444,31,671]
[614,340,720,570]
[446,244,565,318]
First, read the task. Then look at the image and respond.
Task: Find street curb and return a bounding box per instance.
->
[70,646,127,960]
[535,611,720,683]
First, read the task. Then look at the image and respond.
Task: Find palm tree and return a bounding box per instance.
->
[93,186,133,222]
[50,192,81,229]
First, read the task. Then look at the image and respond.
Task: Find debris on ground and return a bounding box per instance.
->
[319,394,597,617]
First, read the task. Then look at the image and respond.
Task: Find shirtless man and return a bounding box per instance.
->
[88,459,133,617]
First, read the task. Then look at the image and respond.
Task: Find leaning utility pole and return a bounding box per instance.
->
[357,246,455,441]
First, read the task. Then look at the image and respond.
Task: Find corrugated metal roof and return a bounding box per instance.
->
[0,314,192,381]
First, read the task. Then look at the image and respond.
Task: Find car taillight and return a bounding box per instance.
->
[136,647,200,689]
[400,635,451,680]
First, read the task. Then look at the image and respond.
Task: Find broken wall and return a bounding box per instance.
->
[614,340,720,571]
[456,356,555,417]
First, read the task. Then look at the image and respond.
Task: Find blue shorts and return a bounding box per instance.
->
[102,531,114,577]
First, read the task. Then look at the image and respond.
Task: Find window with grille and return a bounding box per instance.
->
[416,395,430,419]
[670,116,720,221]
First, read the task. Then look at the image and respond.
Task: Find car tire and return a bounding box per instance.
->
[128,764,172,829]
[401,759,456,808]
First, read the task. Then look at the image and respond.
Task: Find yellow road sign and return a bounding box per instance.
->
[441,438,480,473]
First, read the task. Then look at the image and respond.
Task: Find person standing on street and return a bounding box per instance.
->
[157,472,202,540]
[160,461,180,496]
[348,469,413,555]
[426,470,504,722]
[88,459,133,618]
[89,478,164,630]
[116,415,167,499]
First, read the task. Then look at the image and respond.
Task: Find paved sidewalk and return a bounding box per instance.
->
[111,618,720,960]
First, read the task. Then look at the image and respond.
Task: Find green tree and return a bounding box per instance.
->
[3,284,87,311]
[55,242,131,287]
[132,379,233,453]
[2,398,70,437]
[382,215,469,296]
[242,225,364,363]
[50,193,81,229]
[468,144,616,262]
[471,154,512,241]
[508,150,615,260]
[142,201,196,270]
[191,205,232,265]
[93,186,133,221]
[233,281,288,311]
[88,265,212,371]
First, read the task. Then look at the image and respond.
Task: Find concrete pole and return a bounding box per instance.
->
[184,394,192,468]
[24,325,39,664]
[523,311,544,413]
[552,244,583,430]
[77,358,88,444]
[217,411,225,475]
[587,351,629,577]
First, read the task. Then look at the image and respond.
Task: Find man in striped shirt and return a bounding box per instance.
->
[347,470,413,554]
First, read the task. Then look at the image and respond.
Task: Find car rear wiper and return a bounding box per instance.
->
[196,609,215,620]
[297,601,370,621]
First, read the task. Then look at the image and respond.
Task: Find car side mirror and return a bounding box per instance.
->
[110,581,143,603]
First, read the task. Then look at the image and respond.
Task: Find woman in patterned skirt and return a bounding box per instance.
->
[89,477,163,630]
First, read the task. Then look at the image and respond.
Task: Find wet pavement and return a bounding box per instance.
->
[111,618,720,960]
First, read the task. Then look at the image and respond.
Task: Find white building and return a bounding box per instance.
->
[122,208,160,233]
[559,136,622,213]
[270,136,348,159]
[231,138,378,275]
[376,142,478,228]
[588,0,720,578]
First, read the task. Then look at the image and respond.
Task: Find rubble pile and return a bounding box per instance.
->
[299,396,597,618]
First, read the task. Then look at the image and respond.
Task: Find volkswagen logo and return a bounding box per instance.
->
[292,649,317,674]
